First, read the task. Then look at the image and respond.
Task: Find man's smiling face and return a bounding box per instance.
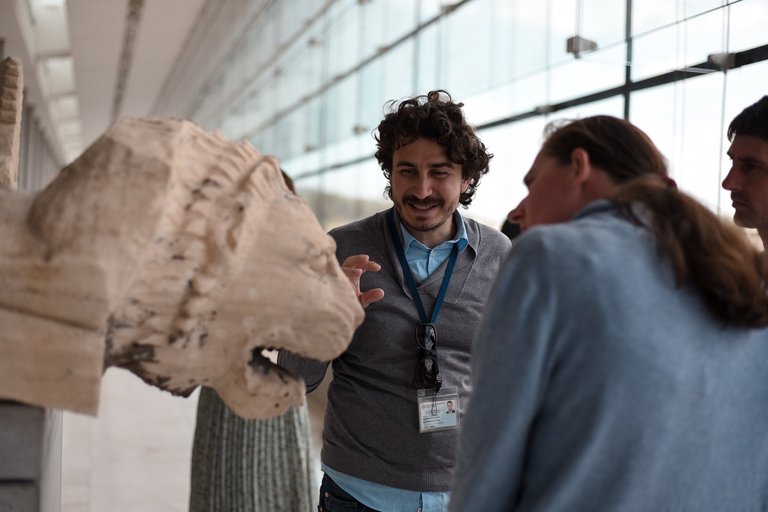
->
[390,138,469,248]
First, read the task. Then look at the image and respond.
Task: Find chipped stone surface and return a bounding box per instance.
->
[0,117,364,418]
[0,57,23,191]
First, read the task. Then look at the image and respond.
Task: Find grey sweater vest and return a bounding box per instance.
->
[279,208,511,492]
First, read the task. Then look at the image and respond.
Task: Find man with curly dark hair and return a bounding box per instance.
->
[280,90,511,512]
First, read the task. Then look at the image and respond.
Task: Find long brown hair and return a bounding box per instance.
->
[542,116,768,328]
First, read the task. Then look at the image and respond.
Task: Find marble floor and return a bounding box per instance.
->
[61,368,326,512]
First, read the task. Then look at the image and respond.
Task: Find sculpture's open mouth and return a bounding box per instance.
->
[248,348,288,378]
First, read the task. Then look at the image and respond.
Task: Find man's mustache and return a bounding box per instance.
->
[731,192,750,205]
[404,196,444,207]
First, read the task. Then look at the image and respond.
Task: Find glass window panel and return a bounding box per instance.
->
[669,73,726,212]
[275,0,310,46]
[303,96,322,155]
[380,40,415,107]
[582,0,626,47]
[251,7,275,71]
[549,44,627,104]
[276,107,311,162]
[728,0,768,54]
[322,160,390,227]
[419,0,442,22]
[463,71,547,127]
[469,117,548,229]
[293,173,323,219]
[282,147,323,178]
[250,126,273,157]
[382,0,418,44]
[324,75,359,147]
[415,22,439,92]
[684,0,723,18]
[220,103,245,140]
[629,83,682,175]
[631,24,682,81]
[443,0,491,98]
[242,90,270,140]
[548,0,579,66]
[358,59,385,134]
[359,0,387,62]
[633,0,677,36]
[488,0,515,87]
[509,0,548,79]
[630,74,726,212]
[303,28,325,89]
[552,94,624,119]
[325,5,359,80]
[683,9,727,68]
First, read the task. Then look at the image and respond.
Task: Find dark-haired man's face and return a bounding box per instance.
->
[723,135,768,242]
[390,138,469,248]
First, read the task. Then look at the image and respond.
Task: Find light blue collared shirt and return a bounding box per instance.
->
[400,211,469,283]
[323,463,449,512]
[321,210,468,512]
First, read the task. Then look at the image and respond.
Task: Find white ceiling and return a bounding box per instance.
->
[1,0,206,163]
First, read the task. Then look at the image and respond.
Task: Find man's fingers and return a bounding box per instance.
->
[342,254,381,273]
[341,254,383,306]
[360,288,385,308]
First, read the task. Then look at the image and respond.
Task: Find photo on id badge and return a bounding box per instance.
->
[418,386,459,433]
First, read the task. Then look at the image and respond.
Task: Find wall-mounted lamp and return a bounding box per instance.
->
[707,52,736,72]
[566,35,597,59]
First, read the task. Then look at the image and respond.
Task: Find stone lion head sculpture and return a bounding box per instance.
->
[0,116,364,419]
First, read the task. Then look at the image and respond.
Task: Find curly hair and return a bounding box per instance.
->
[374,90,492,207]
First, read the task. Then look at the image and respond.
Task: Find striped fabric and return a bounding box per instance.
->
[189,387,316,511]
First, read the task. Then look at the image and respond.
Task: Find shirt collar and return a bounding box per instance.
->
[399,210,469,252]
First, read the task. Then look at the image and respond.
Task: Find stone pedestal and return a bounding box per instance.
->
[0,401,61,512]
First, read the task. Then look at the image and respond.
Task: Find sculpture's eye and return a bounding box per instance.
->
[307,247,336,278]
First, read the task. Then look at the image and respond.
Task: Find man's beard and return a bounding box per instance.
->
[396,195,453,233]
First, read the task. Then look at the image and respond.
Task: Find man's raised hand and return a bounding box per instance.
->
[342,254,385,308]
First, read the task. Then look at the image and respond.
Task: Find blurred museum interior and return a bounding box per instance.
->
[1,0,767,510]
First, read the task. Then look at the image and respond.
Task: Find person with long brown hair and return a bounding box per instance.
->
[449,115,768,511]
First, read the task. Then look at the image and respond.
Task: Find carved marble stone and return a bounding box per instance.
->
[0,57,22,190]
[0,117,364,418]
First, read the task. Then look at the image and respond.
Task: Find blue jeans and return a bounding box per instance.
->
[318,473,382,512]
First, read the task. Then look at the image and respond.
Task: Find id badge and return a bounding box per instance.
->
[417,386,459,433]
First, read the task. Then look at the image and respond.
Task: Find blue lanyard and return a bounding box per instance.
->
[388,208,459,324]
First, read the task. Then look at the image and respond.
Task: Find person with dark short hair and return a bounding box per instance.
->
[722,95,768,248]
[279,90,511,512]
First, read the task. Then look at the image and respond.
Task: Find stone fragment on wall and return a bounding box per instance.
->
[0,57,23,190]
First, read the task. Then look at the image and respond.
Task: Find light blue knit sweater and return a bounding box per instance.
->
[450,200,768,512]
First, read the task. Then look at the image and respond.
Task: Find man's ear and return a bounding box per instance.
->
[569,148,593,188]
[461,175,471,194]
